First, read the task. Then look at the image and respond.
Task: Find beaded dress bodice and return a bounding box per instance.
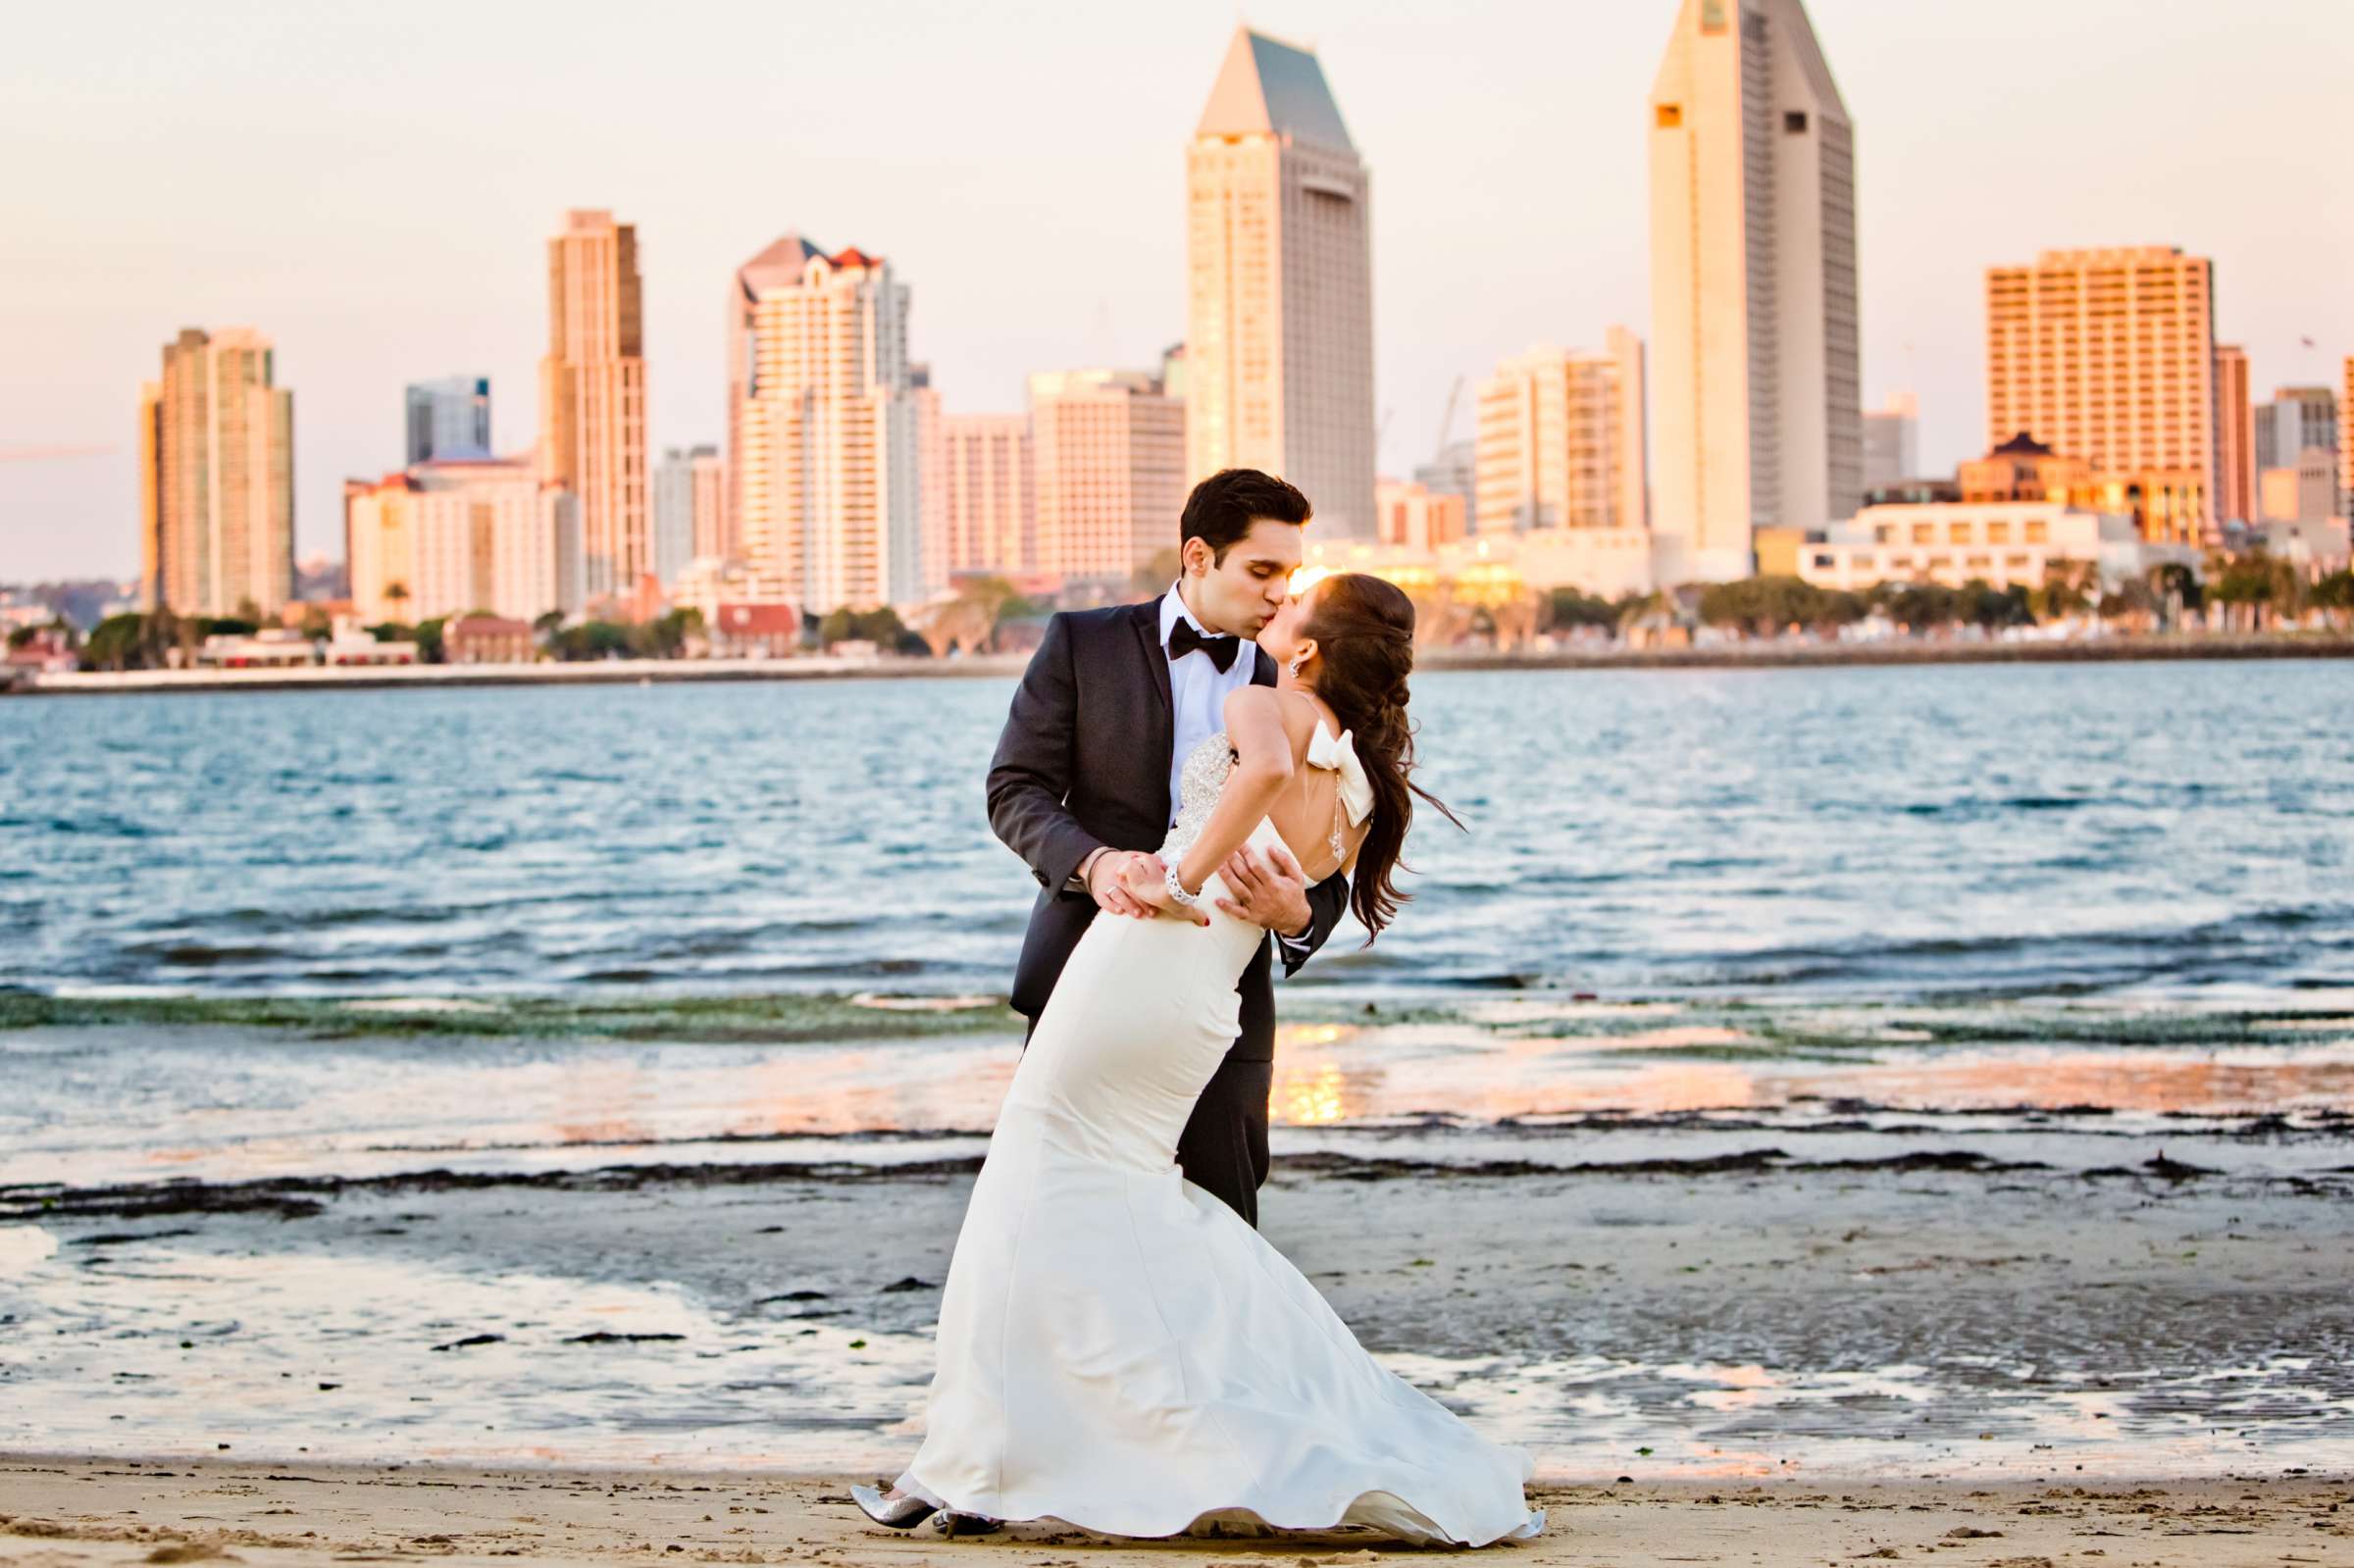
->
[1158,727,1360,878]
[1158,731,1239,864]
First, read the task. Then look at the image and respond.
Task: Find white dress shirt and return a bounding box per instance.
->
[1160,585,1313,958]
[1158,584,1259,828]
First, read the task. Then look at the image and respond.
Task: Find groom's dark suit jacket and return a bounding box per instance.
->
[987,599,1352,1064]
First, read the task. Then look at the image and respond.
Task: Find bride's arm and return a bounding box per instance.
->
[1171,686,1298,897]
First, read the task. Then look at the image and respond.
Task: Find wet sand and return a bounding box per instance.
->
[8,1152,2351,1477]
[3,1457,2349,1566]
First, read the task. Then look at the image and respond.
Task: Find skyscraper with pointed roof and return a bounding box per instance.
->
[1649,0,1861,579]
[1186,26,1375,539]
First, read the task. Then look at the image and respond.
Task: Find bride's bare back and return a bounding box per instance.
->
[1255,687,1367,884]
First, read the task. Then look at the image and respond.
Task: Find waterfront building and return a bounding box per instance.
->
[1795,501,2192,594]
[1983,246,2217,543]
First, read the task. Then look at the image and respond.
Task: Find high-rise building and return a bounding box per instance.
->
[1648,0,1862,580]
[346,456,578,626]
[2213,346,2253,523]
[1374,479,1466,551]
[1030,368,1188,585]
[936,414,1036,580]
[728,235,924,613]
[1473,328,1649,535]
[406,376,491,465]
[538,209,648,604]
[652,444,725,587]
[2343,357,2354,520]
[138,328,294,617]
[1984,247,2217,544]
[2258,449,2337,526]
[1413,438,1476,513]
[1862,392,1919,491]
[1186,27,1375,538]
[2253,386,2337,472]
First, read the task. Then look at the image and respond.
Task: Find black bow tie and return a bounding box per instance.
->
[1167,621,1242,674]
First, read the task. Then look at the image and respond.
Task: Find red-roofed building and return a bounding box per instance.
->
[708,602,802,658]
[447,613,537,665]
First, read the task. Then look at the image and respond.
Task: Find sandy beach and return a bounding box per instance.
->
[4,1457,2350,1567]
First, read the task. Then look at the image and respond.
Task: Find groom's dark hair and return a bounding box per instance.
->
[1180,469,1311,564]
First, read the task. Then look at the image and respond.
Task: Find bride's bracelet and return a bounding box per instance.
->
[1164,864,1202,908]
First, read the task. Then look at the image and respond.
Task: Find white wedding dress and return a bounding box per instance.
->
[892,725,1542,1546]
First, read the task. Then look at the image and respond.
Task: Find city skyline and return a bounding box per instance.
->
[4,0,2351,582]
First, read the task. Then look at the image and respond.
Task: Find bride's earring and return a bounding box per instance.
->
[1286,652,1306,679]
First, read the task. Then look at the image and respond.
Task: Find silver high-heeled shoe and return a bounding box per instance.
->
[850,1483,937,1530]
[850,1484,1004,1537]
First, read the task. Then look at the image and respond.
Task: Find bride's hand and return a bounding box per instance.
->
[1125,854,1209,927]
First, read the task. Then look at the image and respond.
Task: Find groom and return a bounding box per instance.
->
[987,468,1352,1229]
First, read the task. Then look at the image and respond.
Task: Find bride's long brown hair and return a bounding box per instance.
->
[1298,574,1460,940]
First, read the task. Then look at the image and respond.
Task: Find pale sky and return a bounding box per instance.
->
[4,0,2349,583]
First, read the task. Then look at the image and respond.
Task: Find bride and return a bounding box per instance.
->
[855,572,1542,1546]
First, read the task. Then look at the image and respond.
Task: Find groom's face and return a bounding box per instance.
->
[1186,518,1304,639]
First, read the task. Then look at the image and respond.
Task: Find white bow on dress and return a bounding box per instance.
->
[1305,725,1377,827]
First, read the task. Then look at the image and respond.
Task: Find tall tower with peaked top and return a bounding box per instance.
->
[1649,0,1861,580]
[1186,26,1376,539]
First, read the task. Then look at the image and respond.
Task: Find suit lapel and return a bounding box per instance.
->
[1131,599,1173,717]
[1131,599,1176,826]
[1250,644,1276,688]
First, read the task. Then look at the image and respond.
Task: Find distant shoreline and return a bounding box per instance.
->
[9,631,2350,696]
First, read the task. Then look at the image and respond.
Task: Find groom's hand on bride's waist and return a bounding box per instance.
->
[1214,845,1313,941]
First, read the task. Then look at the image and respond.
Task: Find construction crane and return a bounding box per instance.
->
[0,444,114,463]
[1432,375,1464,466]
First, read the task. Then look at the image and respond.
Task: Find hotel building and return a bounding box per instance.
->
[1983,246,2217,544]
